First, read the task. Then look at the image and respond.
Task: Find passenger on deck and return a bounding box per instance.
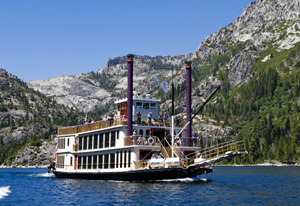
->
[158,115,163,123]
[147,112,153,125]
[122,115,127,122]
[163,112,168,125]
[137,111,141,125]
[137,136,143,145]
[108,114,113,125]
[132,129,137,137]
[103,115,108,121]
[114,112,118,125]
[175,117,181,126]
[192,134,197,147]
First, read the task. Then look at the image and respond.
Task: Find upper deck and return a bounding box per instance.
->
[58,117,183,135]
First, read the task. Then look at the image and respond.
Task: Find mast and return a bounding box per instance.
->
[171,68,175,158]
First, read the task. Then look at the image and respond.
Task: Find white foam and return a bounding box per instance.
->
[37,173,55,178]
[154,177,207,183]
[28,173,55,178]
[0,186,11,199]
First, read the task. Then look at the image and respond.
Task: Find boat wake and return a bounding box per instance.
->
[152,177,211,183]
[0,186,11,200]
[28,173,55,178]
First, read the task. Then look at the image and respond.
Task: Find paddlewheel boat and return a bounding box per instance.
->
[49,55,247,181]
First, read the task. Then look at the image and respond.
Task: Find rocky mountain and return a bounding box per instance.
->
[28,0,300,114]
[8,139,56,168]
[191,0,300,95]
[28,55,189,114]
[0,69,81,165]
[4,0,300,165]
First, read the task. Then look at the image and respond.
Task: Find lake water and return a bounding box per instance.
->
[0,166,299,205]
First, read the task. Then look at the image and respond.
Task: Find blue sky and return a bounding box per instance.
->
[0,0,255,82]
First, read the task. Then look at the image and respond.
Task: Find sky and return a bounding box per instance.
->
[0,0,256,82]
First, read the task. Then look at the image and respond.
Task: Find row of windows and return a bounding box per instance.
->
[133,129,182,137]
[78,131,119,151]
[77,150,131,170]
[135,102,156,109]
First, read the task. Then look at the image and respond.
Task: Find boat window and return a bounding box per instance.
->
[128,150,131,168]
[58,138,65,149]
[56,155,65,169]
[139,129,143,135]
[120,151,123,168]
[110,154,115,169]
[150,103,156,109]
[88,156,92,169]
[79,137,83,150]
[82,156,86,169]
[117,104,120,111]
[99,133,104,148]
[104,154,109,169]
[146,130,150,136]
[67,138,70,147]
[116,151,119,168]
[93,155,97,169]
[117,131,119,140]
[98,155,103,169]
[124,150,127,168]
[93,134,98,149]
[105,132,110,148]
[88,135,93,150]
[143,103,149,109]
[121,102,127,109]
[111,132,116,147]
[136,102,142,108]
[83,136,87,150]
[70,156,72,166]
[78,156,82,169]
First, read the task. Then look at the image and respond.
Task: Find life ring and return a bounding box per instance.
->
[148,137,154,145]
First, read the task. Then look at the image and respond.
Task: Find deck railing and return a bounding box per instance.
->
[58,118,124,135]
[58,117,185,135]
[184,140,247,163]
[124,136,160,146]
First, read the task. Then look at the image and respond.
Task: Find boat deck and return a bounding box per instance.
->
[58,118,184,135]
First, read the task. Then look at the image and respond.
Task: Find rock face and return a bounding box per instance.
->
[28,55,189,113]
[27,0,300,115]
[0,69,78,146]
[10,139,56,167]
[193,0,300,88]
[23,0,300,147]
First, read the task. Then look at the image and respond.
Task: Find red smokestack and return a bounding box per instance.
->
[185,61,192,146]
[127,54,134,136]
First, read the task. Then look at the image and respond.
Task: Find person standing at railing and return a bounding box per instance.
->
[163,112,168,126]
[158,115,163,124]
[147,112,153,125]
[137,111,141,125]
[192,134,197,147]
[114,112,118,125]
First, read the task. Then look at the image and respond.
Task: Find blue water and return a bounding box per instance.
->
[1,166,300,205]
